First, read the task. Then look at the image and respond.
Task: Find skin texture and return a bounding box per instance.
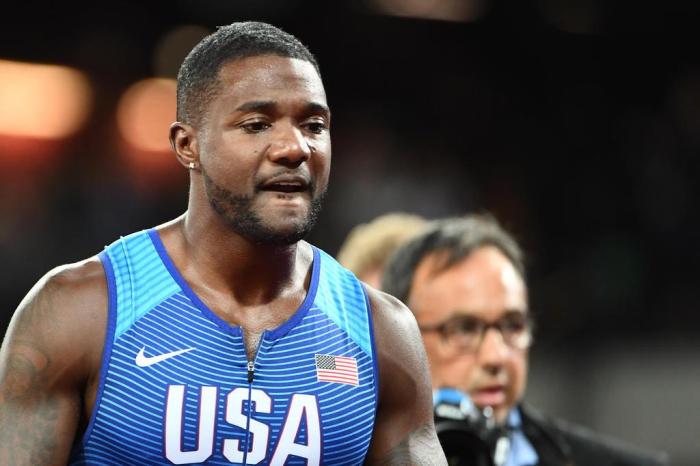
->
[408,245,529,424]
[0,54,444,465]
[0,258,107,465]
[364,287,445,465]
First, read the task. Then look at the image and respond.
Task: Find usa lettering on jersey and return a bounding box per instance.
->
[164,385,321,465]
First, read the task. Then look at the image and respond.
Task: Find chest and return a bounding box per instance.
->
[200,291,308,359]
[74,297,377,465]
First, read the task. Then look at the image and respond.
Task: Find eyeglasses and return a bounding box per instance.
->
[419,312,532,352]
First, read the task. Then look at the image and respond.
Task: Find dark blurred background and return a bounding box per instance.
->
[1,0,698,463]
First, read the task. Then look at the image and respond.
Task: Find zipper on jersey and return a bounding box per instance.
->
[242,330,265,466]
[246,330,264,384]
[247,360,255,383]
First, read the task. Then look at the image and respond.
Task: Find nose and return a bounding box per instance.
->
[476,327,509,373]
[267,122,312,167]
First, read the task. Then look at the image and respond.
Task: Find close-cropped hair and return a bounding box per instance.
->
[382,213,526,304]
[176,21,320,125]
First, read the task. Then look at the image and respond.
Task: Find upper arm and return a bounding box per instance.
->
[0,258,107,465]
[364,286,446,466]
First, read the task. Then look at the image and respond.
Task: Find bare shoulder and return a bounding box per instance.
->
[364,286,432,371]
[9,257,107,330]
[364,285,418,338]
[33,256,107,305]
[363,284,422,369]
[2,256,108,386]
[363,285,446,465]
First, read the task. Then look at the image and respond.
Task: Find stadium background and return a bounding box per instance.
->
[1,1,698,463]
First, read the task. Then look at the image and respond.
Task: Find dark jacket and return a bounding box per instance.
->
[520,404,669,466]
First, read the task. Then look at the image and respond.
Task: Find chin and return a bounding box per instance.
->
[265,224,311,244]
[255,197,323,244]
[206,179,325,246]
[243,217,313,246]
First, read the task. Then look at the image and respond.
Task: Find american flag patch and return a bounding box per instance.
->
[315,354,359,386]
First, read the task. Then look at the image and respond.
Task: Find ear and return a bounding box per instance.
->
[169,121,199,169]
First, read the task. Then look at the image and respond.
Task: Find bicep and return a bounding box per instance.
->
[0,339,81,465]
[364,288,446,465]
[0,272,91,465]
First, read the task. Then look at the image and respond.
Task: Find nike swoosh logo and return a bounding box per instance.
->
[135,346,194,367]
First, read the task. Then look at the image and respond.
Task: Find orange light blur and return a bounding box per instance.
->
[0,59,92,139]
[116,78,185,191]
[369,0,485,22]
[116,78,177,153]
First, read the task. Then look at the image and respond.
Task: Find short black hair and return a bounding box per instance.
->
[176,21,321,125]
[382,213,526,303]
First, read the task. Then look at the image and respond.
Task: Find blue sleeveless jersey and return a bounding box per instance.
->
[69,229,379,465]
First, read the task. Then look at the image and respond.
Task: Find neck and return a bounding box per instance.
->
[177,204,303,306]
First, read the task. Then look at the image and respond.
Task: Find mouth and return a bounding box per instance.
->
[259,175,310,194]
[470,385,507,408]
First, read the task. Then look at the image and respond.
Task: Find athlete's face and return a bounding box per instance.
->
[408,246,529,424]
[196,55,331,245]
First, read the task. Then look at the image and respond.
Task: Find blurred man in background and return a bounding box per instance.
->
[383,214,668,466]
[337,212,427,288]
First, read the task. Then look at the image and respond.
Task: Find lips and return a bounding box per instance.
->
[470,385,507,407]
[259,175,310,193]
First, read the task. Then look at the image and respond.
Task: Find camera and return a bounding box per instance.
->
[433,388,511,466]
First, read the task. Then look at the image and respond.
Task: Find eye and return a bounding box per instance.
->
[242,121,271,133]
[450,317,481,336]
[500,315,528,333]
[303,120,328,134]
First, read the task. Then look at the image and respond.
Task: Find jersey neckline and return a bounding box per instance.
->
[147,228,321,341]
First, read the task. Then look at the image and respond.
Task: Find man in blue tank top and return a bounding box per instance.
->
[0,22,446,465]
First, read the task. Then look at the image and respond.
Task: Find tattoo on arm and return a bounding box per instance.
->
[0,342,63,464]
[0,281,77,465]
